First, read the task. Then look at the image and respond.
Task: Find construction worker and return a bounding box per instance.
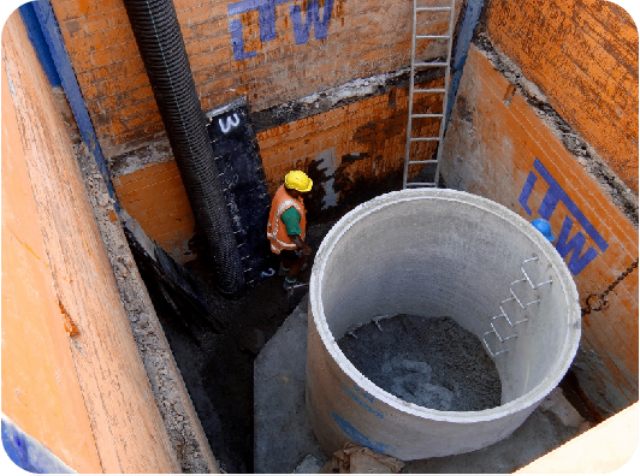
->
[267,170,313,290]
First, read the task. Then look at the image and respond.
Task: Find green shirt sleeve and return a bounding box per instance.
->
[280,207,302,236]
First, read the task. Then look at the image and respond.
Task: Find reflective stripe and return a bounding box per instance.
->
[267,232,297,250]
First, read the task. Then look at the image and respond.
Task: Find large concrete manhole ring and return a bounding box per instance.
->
[307,189,581,460]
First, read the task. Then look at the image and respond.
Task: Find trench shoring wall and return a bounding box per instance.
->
[112,160,198,261]
[485,0,638,193]
[1,11,180,472]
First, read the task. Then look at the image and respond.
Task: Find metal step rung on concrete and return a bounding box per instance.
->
[414,88,447,93]
[492,306,527,329]
[489,319,518,343]
[410,137,440,142]
[482,330,511,357]
[411,113,444,118]
[482,256,554,357]
[408,160,439,165]
[521,257,554,289]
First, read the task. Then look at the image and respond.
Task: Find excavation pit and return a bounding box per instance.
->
[307,189,581,460]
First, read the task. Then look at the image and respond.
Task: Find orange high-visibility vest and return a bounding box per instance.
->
[267,185,307,254]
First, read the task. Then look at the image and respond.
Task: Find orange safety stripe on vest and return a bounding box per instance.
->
[266,185,307,254]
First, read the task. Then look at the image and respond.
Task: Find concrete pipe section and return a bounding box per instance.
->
[306,189,581,460]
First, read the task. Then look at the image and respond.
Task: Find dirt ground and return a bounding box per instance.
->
[154,223,333,473]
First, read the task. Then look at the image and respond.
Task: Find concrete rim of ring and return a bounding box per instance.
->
[309,188,581,425]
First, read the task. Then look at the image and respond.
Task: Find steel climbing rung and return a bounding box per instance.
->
[521,257,554,289]
[417,7,452,12]
[411,113,444,118]
[415,88,446,93]
[410,137,440,142]
[414,62,448,67]
[493,305,527,327]
[489,320,518,343]
[416,35,451,40]
[482,330,512,357]
[406,182,437,187]
[408,160,439,165]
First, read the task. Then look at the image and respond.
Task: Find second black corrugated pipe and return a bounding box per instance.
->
[122,0,244,296]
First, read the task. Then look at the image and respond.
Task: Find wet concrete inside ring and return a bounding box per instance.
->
[337,314,502,411]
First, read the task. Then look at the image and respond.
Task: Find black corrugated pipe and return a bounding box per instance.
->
[122,0,245,296]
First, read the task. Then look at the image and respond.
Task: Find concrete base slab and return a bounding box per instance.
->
[293,454,325,473]
[254,297,326,473]
[254,297,588,474]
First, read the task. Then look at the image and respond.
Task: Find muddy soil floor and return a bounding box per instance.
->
[151,223,333,473]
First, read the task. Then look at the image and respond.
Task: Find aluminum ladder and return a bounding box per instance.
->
[403,0,456,188]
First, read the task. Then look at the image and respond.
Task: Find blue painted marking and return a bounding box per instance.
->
[228,0,334,59]
[290,0,334,45]
[28,0,118,207]
[354,384,375,404]
[344,385,384,419]
[331,412,396,454]
[555,215,599,275]
[2,416,73,473]
[519,171,538,215]
[518,158,609,275]
[446,0,485,125]
[228,1,290,43]
[230,18,257,60]
[19,3,61,87]
[533,159,608,252]
[228,0,288,16]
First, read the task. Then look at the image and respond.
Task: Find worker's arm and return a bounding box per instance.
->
[290,234,312,256]
[281,207,312,255]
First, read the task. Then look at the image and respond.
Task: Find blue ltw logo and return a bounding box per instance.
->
[519,158,609,275]
[228,0,335,60]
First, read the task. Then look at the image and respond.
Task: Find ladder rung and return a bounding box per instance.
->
[408,160,439,165]
[414,62,448,67]
[410,137,440,142]
[417,7,452,12]
[416,35,451,40]
[415,88,446,93]
[411,113,444,118]
[406,182,438,187]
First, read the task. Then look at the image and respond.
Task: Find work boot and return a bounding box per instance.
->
[280,262,308,276]
[283,276,301,291]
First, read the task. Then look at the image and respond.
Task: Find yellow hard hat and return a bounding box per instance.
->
[284,170,313,192]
